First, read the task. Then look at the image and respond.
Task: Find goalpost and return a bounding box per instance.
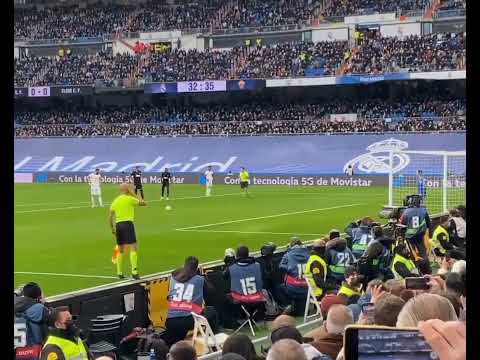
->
[388,150,466,215]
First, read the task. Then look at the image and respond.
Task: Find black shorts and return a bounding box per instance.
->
[134,184,143,190]
[115,221,137,245]
[240,181,249,189]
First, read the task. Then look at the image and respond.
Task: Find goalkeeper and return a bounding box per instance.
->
[417,170,427,202]
[399,195,432,274]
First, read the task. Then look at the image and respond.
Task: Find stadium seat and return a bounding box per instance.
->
[190,312,228,355]
[87,314,126,356]
[303,280,323,323]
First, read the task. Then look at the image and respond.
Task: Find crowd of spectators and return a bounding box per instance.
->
[321,0,430,18]
[14,0,318,40]
[14,96,466,125]
[14,32,466,87]
[346,32,466,74]
[14,117,466,138]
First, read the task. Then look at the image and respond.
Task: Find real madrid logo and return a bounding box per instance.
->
[343,138,410,174]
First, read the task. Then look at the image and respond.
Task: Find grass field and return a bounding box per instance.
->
[15,183,388,296]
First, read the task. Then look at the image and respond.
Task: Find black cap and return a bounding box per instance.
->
[23,282,42,299]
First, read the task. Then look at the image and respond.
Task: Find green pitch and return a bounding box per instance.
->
[15,184,387,296]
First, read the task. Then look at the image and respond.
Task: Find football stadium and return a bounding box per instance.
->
[14,1,466,359]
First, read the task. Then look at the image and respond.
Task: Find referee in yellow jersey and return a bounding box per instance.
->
[239,167,250,197]
[109,183,146,279]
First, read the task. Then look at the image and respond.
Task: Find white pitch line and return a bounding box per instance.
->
[15,192,242,214]
[176,203,361,231]
[15,271,118,279]
[177,229,324,236]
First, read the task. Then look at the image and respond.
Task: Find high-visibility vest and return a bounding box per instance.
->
[391,254,419,280]
[42,335,88,360]
[431,225,449,251]
[338,284,361,298]
[304,254,327,298]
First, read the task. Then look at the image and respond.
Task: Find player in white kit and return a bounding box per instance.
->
[88,168,103,207]
[205,166,214,197]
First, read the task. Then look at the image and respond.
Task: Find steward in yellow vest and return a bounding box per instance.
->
[304,239,328,299]
[337,266,363,305]
[391,243,420,280]
[431,218,453,257]
[40,307,91,360]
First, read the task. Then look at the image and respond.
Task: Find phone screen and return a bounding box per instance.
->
[354,328,437,360]
[405,277,430,290]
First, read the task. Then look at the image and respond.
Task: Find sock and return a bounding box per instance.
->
[91,195,95,206]
[116,253,124,276]
[98,196,103,207]
[130,251,138,275]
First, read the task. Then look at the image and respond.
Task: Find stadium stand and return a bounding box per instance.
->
[13,33,466,87]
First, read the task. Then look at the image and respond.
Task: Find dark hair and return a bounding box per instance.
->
[169,340,197,360]
[23,282,42,300]
[399,289,415,303]
[361,217,373,227]
[236,246,249,259]
[374,294,405,327]
[270,326,303,344]
[372,226,383,238]
[174,256,199,283]
[445,272,465,297]
[329,230,340,240]
[222,334,259,360]
[456,205,466,219]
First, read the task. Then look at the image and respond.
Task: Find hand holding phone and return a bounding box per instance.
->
[418,320,466,360]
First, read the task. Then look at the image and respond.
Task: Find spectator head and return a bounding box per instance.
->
[325,304,353,335]
[95,357,114,360]
[311,239,326,256]
[224,248,236,266]
[366,279,386,294]
[399,289,415,302]
[320,294,347,318]
[50,306,72,329]
[374,294,405,327]
[430,290,462,318]
[23,282,42,300]
[329,229,341,240]
[360,217,373,227]
[344,266,361,287]
[449,208,460,217]
[456,205,466,219]
[266,339,307,360]
[451,259,466,278]
[289,237,302,247]
[222,334,258,360]
[384,279,405,297]
[271,315,296,332]
[270,326,303,344]
[396,293,458,327]
[393,243,411,259]
[169,340,197,360]
[261,242,276,257]
[372,226,383,238]
[236,246,249,259]
[221,354,246,360]
[445,272,465,297]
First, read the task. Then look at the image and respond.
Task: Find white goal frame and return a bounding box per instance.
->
[388,150,466,214]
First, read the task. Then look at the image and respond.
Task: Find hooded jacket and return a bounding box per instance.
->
[14,296,49,346]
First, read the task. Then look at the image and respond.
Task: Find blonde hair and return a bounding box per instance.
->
[396,293,458,327]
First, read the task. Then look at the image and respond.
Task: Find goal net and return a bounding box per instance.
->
[389,150,466,215]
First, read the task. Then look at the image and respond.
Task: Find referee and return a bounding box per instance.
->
[109,183,146,279]
[130,166,144,199]
[161,167,172,200]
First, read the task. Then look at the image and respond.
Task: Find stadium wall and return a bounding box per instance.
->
[14,133,466,176]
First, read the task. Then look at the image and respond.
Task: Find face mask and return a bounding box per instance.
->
[65,320,78,337]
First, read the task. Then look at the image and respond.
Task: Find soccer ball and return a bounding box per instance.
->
[165,205,172,211]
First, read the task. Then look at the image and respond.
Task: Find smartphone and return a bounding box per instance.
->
[361,303,375,321]
[344,325,438,360]
[405,277,430,290]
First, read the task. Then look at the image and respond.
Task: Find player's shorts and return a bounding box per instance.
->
[134,184,143,190]
[240,181,249,189]
[115,221,137,245]
[90,186,101,196]
[206,180,213,187]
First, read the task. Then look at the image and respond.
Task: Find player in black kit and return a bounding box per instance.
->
[161,168,172,200]
[130,166,144,199]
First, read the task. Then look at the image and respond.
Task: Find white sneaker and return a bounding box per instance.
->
[166,197,169,200]
[161,197,164,200]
